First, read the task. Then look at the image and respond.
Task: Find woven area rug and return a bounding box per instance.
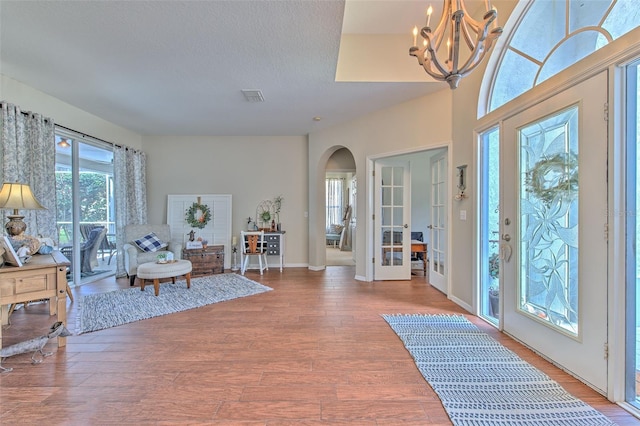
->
[382,314,614,426]
[77,274,271,334]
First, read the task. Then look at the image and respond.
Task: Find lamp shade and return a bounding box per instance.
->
[0,182,45,211]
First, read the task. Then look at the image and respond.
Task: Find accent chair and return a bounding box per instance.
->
[123,224,183,286]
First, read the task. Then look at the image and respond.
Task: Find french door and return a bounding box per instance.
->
[374,160,411,280]
[429,152,447,292]
[501,72,608,392]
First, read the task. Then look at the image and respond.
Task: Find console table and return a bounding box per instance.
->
[0,251,70,349]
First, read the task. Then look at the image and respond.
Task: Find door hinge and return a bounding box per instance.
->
[604,223,609,242]
[372,213,375,221]
[372,257,375,264]
[604,342,609,359]
[604,102,609,122]
[372,170,375,177]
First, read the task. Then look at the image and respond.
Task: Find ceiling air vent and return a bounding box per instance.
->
[241,89,265,102]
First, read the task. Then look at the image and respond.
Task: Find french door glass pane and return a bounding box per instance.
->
[518,106,579,335]
[380,166,404,266]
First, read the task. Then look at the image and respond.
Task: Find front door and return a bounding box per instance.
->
[501,72,608,392]
[374,160,411,280]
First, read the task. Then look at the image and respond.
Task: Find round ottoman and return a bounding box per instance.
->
[137,259,193,296]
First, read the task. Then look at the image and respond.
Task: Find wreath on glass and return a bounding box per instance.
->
[185,202,212,229]
[525,152,578,206]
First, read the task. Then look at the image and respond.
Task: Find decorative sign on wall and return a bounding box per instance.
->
[167,194,232,268]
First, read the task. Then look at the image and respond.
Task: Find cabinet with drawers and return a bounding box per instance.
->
[240,231,285,272]
[182,245,224,276]
[266,232,285,271]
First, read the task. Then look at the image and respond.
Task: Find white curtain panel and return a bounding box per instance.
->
[325,177,344,230]
[0,102,57,241]
[114,146,147,277]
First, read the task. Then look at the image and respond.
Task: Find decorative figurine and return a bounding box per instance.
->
[0,321,72,373]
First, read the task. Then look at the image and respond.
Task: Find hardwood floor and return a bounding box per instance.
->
[1,267,638,425]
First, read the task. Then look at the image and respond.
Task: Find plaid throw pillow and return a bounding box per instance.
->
[133,232,167,253]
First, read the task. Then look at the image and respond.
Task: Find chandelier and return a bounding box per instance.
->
[410,0,503,89]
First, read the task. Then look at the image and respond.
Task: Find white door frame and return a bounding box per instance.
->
[365,144,451,287]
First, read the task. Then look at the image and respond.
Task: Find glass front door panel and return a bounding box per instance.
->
[480,127,500,323]
[518,106,579,335]
[380,165,404,266]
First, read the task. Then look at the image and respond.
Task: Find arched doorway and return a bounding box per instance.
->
[325,148,356,267]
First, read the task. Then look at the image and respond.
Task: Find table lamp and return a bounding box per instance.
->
[0,182,46,236]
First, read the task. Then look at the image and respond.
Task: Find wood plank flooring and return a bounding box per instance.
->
[1,267,638,425]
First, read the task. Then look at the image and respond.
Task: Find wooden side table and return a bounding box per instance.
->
[411,240,428,276]
[0,251,70,349]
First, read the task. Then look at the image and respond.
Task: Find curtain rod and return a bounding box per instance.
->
[56,123,137,151]
[1,101,139,152]
[1,101,52,123]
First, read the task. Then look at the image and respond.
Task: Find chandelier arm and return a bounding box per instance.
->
[422,63,449,82]
[456,20,492,73]
[450,11,463,74]
[410,46,448,83]
[424,40,453,77]
[461,8,497,50]
[431,0,453,50]
[456,29,501,76]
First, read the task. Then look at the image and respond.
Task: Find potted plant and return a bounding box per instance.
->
[273,195,283,230]
[488,252,500,316]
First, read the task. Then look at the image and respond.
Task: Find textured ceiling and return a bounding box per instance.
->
[0,0,449,136]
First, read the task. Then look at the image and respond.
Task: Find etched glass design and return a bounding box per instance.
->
[519,106,579,335]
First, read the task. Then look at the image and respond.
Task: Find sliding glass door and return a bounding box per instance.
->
[55,130,115,285]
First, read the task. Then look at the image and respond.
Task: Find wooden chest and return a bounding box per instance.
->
[182,245,224,276]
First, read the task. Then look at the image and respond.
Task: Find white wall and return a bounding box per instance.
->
[308,89,453,278]
[393,148,447,246]
[1,75,142,149]
[142,135,309,267]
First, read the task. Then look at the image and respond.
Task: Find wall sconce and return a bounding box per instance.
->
[455,165,468,201]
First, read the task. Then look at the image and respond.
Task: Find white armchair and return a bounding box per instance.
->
[123,224,182,286]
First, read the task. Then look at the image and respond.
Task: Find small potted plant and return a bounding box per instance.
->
[488,252,500,316]
[260,210,272,228]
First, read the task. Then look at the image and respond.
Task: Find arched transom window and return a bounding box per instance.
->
[484,0,639,115]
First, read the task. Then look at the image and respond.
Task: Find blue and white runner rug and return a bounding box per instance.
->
[382,314,614,425]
